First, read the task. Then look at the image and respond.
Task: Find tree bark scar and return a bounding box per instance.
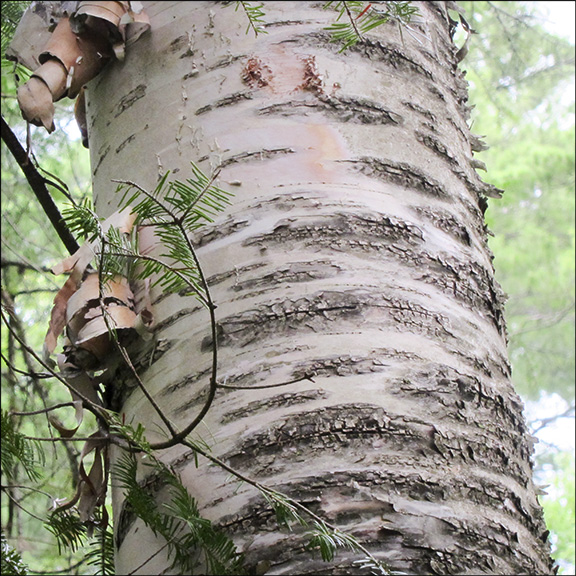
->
[195,91,253,115]
[114,84,146,118]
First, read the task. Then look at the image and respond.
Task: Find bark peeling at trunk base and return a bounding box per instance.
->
[87,2,554,574]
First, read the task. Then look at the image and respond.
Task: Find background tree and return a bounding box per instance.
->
[1,1,573,575]
[459,3,575,573]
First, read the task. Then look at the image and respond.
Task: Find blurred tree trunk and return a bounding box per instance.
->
[87,1,554,574]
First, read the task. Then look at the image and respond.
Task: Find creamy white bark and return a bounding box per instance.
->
[87,2,552,574]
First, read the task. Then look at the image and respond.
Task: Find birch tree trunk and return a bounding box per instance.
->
[86,1,554,574]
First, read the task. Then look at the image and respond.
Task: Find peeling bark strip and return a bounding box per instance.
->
[87,2,553,574]
[9,3,150,138]
[216,467,547,575]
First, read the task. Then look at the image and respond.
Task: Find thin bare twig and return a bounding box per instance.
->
[218,373,316,390]
[149,216,219,450]
[0,307,109,427]
[10,402,78,417]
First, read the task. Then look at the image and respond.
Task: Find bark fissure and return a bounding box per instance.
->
[259,94,404,125]
[217,147,296,168]
[221,389,328,423]
[349,157,450,199]
[302,32,435,80]
[209,290,453,350]
[411,206,471,246]
[221,404,532,487]
[243,212,425,249]
[194,90,253,115]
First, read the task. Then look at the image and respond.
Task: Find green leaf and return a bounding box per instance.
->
[260,489,309,529]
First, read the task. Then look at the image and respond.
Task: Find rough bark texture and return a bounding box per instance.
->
[86,2,553,574]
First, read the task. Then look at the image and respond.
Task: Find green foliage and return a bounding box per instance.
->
[261,488,309,529]
[118,164,232,230]
[1,530,28,576]
[62,163,234,301]
[62,197,99,242]
[235,1,267,36]
[85,521,115,576]
[460,1,575,404]
[323,1,419,50]
[45,510,87,555]
[1,0,30,77]
[0,411,42,482]
[114,450,244,575]
[44,508,114,575]
[233,1,419,49]
[305,520,358,562]
[258,487,392,573]
[116,164,232,296]
[459,4,574,569]
[541,451,576,575]
[1,1,28,52]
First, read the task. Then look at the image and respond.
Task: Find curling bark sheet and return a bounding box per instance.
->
[44,208,150,527]
[8,1,149,135]
[43,207,138,362]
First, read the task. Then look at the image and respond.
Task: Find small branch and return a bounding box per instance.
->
[1,484,53,499]
[3,488,47,522]
[127,540,172,575]
[0,352,53,379]
[218,373,316,390]
[115,341,178,438]
[343,1,362,39]
[0,307,109,427]
[1,115,80,256]
[531,405,575,433]
[110,173,222,451]
[149,219,219,451]
[0,259,51,273]
[37,164,77,204]
[97,230,178,439]
[10,402,78,417]
[23,435,110,443]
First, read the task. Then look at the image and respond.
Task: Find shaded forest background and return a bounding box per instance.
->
[1,1,574,574]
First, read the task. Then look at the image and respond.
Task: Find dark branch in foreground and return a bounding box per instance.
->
[1,115,80,256]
